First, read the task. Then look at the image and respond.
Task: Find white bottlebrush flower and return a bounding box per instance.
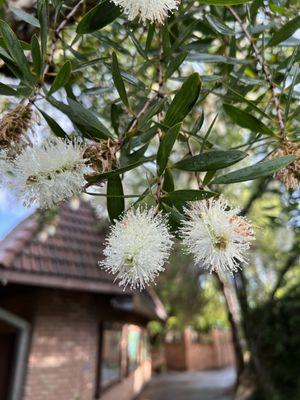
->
[1,138,87,208]
[100,207,173,290]
[111,0,179,24]
[180,197,255,273]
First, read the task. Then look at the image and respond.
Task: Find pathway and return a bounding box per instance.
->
[137,367,236,400]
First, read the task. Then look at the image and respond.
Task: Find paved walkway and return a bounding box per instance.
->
[137,367,236,400]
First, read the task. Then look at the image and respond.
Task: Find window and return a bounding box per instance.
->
[99,323,122,389]
[127,326,142,374]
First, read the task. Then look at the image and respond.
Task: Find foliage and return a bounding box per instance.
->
[0,0,299,224]
[250,284,300,400]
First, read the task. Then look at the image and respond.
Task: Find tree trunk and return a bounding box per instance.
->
[216,272,245,385]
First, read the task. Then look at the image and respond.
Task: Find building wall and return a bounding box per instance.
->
[22,288,151,400]
[165,328,235,372]
[101,361,151,400]
[24,289,98,400]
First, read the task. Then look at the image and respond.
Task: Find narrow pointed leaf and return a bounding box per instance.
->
[172,150,247,171]
[9,5,40,28]
[38,108,69,138]
[157,123,181,175]
[268,16,300,47]
[223,104,274,136]
[48,61,72,96]
[77,1,122,34]
[0,82,17,96]
[212,156,296,184]
[85,158,153,184]
[164,73,201,127]
[112,52,129,108]
[107,175,125,222]
[31,35,42,76]
[162,189,216,210]
[0,20,33,83]
[48,96,112,139]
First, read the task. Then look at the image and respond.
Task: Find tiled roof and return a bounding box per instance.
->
[0,200,116,288]
[0,199,167,320]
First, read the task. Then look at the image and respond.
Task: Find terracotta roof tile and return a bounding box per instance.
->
[0,200,111,283]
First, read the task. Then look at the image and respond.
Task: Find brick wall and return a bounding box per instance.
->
[18,288,152,400]
[165,328,235,372]
[24,288,98,400]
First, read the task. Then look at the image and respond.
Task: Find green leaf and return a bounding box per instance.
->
[166,51,188,79]
[198,0,251,4]
[0,82,17,96]
[162,169,175,192]
[162,189,216,210]
[48,97,112,139]
[112,52,129,108]
[76,1,122,34]
[173,150,247,171]
[212,156,296,184]
[223,104,274,136]
[0,20,33,84]
[137,98,167,129]
[9,5,40,28]
[164,73,201,127]
[48,61,72,96]
[31,35,43,77]
[37,0,48,60]
[191,111,204,135]
[268,16,300,47]
[107,175,125,222]
[157,123,181,175]
[85,158,153,185]
[38,108,69,138]
[205,14,235,36]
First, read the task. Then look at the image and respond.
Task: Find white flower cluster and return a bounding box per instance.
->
[111,0,179,24]
[100,207,173,290]
[180,197,255,273]
[100,198,255,290]
[0,138,87,208]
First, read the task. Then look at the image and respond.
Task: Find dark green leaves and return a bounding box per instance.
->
[9,5,40,28]
[107,175,125,222]
[268,16,300,47]
[157,123,181,175]
[31,35,43,77]
[48,97,112,139]
[38,108,69,138]
[212,156,296,184]
[48,61,72,96]
[85,158,152,185]
[164,73,201,127]
[0,20,33,84]
[112,52,129,108]
[173,150,247,171]
[37,0,48,59]
[223,104,274,136]
[77,1,122,34]
[0,82,17,96]
[163,190,216,210]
